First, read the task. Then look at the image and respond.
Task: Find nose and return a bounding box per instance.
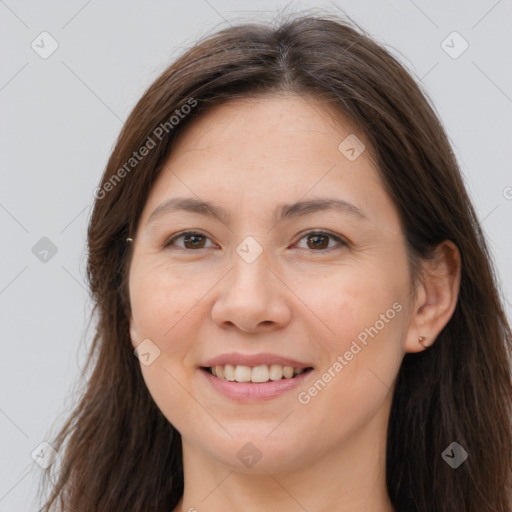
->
[211,249,292,334]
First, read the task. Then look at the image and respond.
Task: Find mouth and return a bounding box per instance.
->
[200,364,314,384]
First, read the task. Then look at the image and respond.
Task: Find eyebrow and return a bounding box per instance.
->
[145,196,368,228]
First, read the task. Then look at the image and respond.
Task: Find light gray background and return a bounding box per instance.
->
[1,0,511,510]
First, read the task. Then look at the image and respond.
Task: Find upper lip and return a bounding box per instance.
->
[201,353,313,369]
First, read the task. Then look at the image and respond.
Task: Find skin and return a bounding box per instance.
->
[128,94,461,512]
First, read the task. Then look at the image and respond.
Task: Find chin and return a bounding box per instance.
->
[190,424,315,473]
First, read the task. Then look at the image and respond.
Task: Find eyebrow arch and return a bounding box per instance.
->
[145,196,368,228]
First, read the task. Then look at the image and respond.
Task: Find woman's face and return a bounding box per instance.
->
[128,94,419,473]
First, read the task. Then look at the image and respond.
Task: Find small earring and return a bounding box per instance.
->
[418,336,427,346]
[126,237,133,243]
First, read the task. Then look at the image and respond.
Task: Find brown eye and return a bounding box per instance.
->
[294,231,347,252]
[164,230,347,252]
[306,233,329,250]
[164,231,215,250]
[182,234,206,249]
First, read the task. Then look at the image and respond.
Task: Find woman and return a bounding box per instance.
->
[38,11,512,512]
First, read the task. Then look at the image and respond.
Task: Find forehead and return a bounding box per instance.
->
[137,94,399,234]
[157,94,377,189]
[170,93,374,163]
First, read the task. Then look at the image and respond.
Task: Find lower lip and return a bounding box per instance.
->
[199,367,313,401]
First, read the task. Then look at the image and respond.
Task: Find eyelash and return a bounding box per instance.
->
[163,230,348,253]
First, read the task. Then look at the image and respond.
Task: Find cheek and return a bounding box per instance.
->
[130,267,209,432]
[296,261,406,410]
[297,257,407,343]
[138,360,207,440]
[130,262,204,344]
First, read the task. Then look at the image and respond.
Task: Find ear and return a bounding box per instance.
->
[405,240,461,353]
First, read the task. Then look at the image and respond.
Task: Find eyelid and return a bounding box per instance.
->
[292,229,348,250]
[163,230,217,249]
[164,229,348,252]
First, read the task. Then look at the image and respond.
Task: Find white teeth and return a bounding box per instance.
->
[208,364,308,383]
[215,365,224,379]
[283,366,294,378]
[234,365,252,382]
[224,364,235,381]
[269,364,283,380]
[251,365,270,383]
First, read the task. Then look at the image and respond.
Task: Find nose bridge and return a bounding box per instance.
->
[228,239,275,300]
[211,239,290,331]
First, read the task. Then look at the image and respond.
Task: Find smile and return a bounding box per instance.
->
[203,364,314,383]
[199,365,314,401]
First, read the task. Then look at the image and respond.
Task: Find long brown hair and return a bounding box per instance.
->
[37,10,512,512]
